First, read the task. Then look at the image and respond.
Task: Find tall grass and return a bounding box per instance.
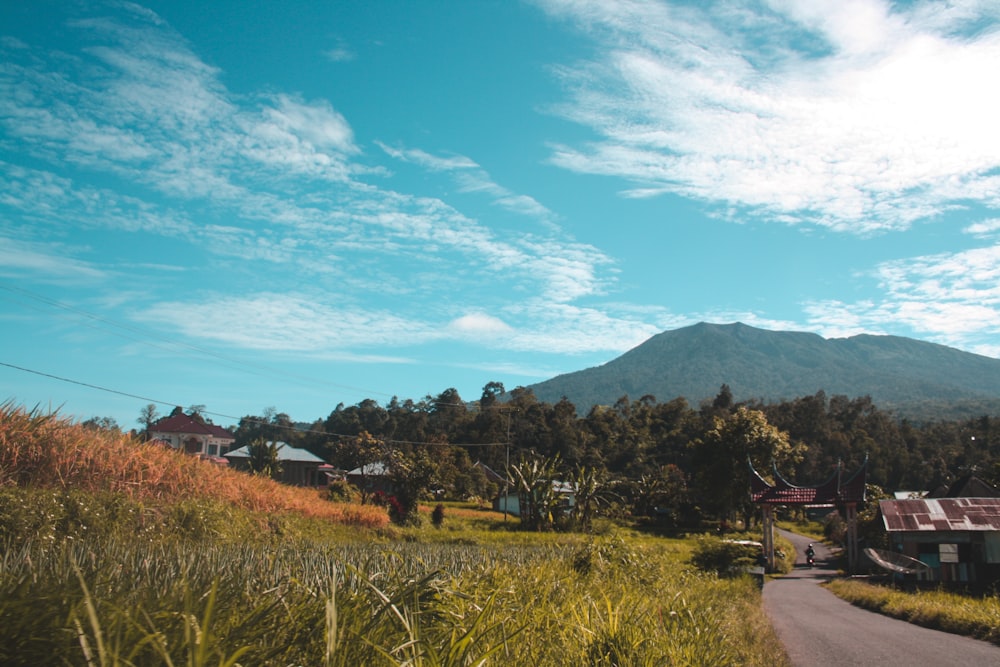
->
[0,536,788,666]
[0,403,386,529]
[827,578,1000,645]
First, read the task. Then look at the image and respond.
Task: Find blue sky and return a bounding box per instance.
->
[3,0,1000,430]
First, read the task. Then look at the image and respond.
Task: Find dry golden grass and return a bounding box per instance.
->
[0,403,387,529]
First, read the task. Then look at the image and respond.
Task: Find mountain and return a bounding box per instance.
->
[527,322,1000,419]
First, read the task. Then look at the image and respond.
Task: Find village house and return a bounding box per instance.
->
[493,479,575,517]
[345,461,393,496]
[878,476,1000,586]
[148,410,235,458]
[224,441,332,487]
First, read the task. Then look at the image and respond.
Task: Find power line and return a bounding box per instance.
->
[1,360,172,409]
[0,282,400,400]
[1,283,504,411]
[0,360,510,448]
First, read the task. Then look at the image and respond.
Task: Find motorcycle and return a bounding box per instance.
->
[806,554,815,567]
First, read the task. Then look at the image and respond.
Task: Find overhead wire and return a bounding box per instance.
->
[0,360,512,448]
[0,281,484,409]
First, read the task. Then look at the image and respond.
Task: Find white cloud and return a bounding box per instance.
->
[1,10,609,324]
[965,218,1000,238]
[139,293,440,352]
[0,237,105,281]
[324,42,355,63]
[535,0,1000,233]
[261,94,357,155]
[803,243,1000,355]
[448,313,514,337]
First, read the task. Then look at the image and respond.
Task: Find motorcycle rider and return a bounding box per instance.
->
[805,543,816,566]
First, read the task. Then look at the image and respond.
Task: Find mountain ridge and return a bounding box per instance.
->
[526,322,1000,419]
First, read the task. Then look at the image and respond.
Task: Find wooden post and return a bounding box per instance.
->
[762,505,775,572]
[845,502,858,574]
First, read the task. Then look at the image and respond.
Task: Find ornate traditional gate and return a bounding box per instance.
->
[749,458,868,573]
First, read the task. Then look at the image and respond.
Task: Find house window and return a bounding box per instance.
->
[208,444,218,456]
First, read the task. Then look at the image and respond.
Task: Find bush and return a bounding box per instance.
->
[690,535,762,576]
[431,503,445,528]
[325,480,355,502]
[571,535,639,575]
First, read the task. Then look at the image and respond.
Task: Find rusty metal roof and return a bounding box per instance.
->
[880,498,1000,532]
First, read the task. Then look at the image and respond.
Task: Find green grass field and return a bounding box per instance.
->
[0,404,792,665]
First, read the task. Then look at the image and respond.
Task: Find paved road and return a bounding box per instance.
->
[762,530,1000,666]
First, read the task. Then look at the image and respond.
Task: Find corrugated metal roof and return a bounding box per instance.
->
[225,441,325,463]
[880,498,1000,532]
[346,462,389,476]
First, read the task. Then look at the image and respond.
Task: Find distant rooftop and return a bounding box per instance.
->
[225,441,325,463]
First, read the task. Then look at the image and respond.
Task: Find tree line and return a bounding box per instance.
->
[185,382,991,526]
[120,382,998,529]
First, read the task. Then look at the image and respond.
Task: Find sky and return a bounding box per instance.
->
[3,0,1000,431]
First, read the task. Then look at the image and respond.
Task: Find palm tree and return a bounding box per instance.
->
[247,438,283,479]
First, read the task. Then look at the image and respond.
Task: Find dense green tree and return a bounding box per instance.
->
[233,408,299,449]
[387,397,430,445]
[479,381,505,409]
[712,384,734,411]
[324,400,391,440]
[383,447,436,525]
[693,407,803,527]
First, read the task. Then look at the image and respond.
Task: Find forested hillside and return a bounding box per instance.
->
[526,322,1000,420]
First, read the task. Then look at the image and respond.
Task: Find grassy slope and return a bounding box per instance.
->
[0,402,387,532]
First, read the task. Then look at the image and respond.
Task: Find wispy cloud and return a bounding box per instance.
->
[0,237,105,281]
[377,142,557,223]
[965,218,1000,238]
[0,4,648,359]
[535,0,1000,233]
[804,245,1000,355]
[323,39,355,63]
[138,293,439,352]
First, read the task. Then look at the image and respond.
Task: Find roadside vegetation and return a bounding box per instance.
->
[826,579,1000,646]
[0,404,789,666]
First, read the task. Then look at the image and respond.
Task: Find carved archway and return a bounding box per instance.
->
[749,457,867,573]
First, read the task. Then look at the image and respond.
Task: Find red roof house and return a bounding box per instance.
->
[149,412,235,458]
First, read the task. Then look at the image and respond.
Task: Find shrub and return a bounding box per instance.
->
[690,535,761,575]
[572,535,639,575]
[431,503,445,528]
[324,479,355,502]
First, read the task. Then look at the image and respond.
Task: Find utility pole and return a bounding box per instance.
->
[503,408,511,521]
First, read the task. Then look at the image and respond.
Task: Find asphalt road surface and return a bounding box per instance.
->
[762,530,1000,666]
